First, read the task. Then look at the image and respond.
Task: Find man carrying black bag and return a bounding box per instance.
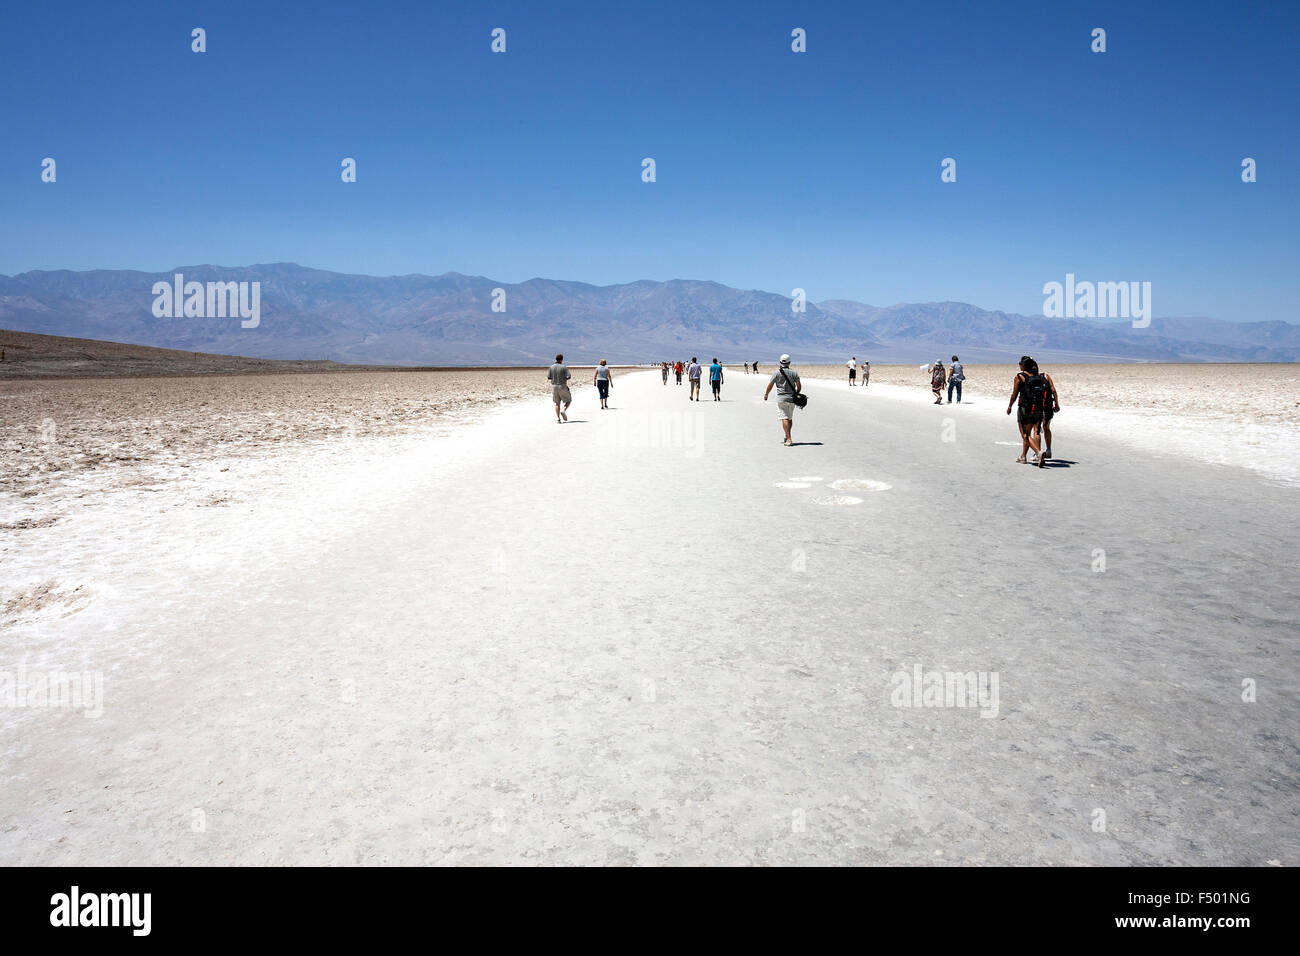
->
[763,353,805,446]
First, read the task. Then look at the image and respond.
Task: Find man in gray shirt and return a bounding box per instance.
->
[547,353,572,423]
[947,354,965,404]
[687,357,703,401]
[763,353,802,446]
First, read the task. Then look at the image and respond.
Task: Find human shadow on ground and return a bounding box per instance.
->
[790,441,825,447]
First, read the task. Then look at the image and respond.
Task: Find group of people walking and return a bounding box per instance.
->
[553,352,1061,465]
[928,356,965,403]
[660,358,725,400]
[546,354,616,420]
[924,354,1060,463]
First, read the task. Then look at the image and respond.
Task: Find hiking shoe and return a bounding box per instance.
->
[783,438,793,446]
[560,410,568,421]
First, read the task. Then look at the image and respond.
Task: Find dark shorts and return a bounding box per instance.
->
[597,380,609,399]
[711,379,721,392]
[849,369,856,378]
[1018,406,1045,426]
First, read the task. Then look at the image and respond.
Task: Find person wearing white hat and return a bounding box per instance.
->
[929,359,946,404]
[763,354,802,446]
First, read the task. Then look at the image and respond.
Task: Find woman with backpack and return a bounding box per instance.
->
[930,360,946,403]
[1007,356,1049,466]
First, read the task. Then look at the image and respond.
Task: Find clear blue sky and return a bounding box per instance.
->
[1,0,1296,321]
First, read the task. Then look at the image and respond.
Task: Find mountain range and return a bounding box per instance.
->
[1,263,1296,365]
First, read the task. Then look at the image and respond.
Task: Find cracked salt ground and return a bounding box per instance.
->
[772,481,811,488]
[790,476,822,481]
[811,494,864,505]
[829,478,892,492]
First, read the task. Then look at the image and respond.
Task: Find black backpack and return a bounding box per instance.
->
[1018,372,1050,419]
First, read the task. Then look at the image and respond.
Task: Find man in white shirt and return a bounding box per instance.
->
[847,357,857,386]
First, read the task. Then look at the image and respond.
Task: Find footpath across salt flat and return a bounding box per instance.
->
[1,369,1295,865]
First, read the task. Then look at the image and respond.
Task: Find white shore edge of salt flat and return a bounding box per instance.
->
[0,396,555,640]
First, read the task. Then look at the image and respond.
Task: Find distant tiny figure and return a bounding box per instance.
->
[661,361,669,385]
[1007,356,1049,466]
[848,356,857,386]
[947,355,964,403]
[547,353,572,423]
[688,357,702,401]
[763,354,802,446]
[752,360,759,375]
[709,358,724,400]
[674,360,683,384]
[861,360,870,386]
[930,360,946,403]
[594,359,613,409]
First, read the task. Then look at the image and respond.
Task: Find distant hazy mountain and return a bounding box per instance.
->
[1,264,1295,364]
[817,300,1300,363]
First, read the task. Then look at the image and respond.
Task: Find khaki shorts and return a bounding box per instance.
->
[777,400,796,420]
[552,385,572,405]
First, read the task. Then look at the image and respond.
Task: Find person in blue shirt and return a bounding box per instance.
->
[709,358,724,400]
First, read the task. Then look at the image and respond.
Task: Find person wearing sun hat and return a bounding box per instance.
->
[763,354,802,446]
[930,358,946,403]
